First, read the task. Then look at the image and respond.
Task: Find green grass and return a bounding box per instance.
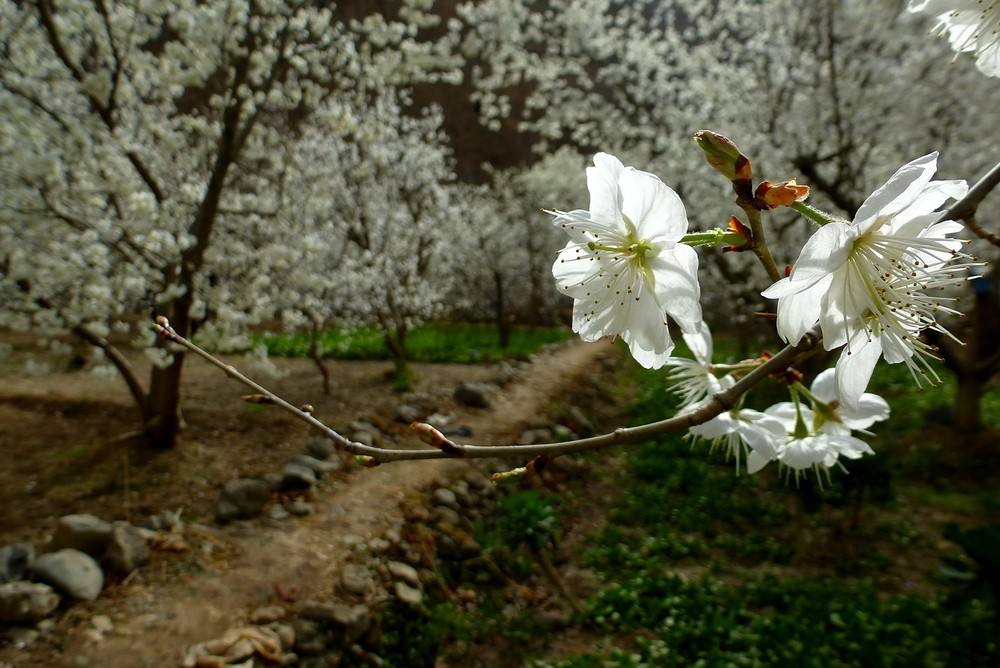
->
[548,345,999,667]
[254,323,571,364]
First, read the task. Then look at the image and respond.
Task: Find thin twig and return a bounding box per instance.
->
[153,317,820,464]
[941,160,1000,225]
[739,202,782,282]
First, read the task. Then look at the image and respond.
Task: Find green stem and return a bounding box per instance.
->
[791,202,833,227]
[680,228,745,248]
[789,386,811,439]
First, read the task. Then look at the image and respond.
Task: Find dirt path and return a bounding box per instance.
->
[16,339,612,667]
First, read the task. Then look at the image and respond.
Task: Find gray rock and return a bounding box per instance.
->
[349,420,378,434]
[368,538,390,554]
[0,544,35,583]
[250,605,287,625]
[104,523,149,574]
[6,626,39,648]
[285,500,314,517]
[519,428,554,445]
[31,549,103,601]
[0,582,60,622]
[292,617,327,655]
[306,437,338,460]
[269,505,291,521]
[395,404,421,424]
[433,506,462,527]
[349,431,374,447]
[552,424,578,442]
[50,514,112,556]
[340,564,372,596]
[281,463,317,491]
[299,601,371,643]
[290,454,339,477]
[215,478,271,522]
[386,561,420,588]
[453,382,492,408]
[393,581,423,606]
[269,621,295,649]
[432,488,460,510]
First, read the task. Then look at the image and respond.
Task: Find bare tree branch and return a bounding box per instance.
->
[152,316,821,464]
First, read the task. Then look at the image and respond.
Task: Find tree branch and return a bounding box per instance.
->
[153,317,821,464]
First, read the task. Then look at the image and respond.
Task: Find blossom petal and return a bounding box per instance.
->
[649,243,702,327]
[762,223,852,298]
[587,153,625,227]
[552,242,602,298]
[810,368,837,403]
[775,273,832,344]
[619,167,687,242]
[840,393,890,430]
[835,331,883,410]
[854,153,938,232]
[681,321,713,364]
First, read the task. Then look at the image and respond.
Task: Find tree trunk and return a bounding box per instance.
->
[493,270,510,349]
[384,326,410,390]
[309,323,331,395]
[954,372,982,432]
[144,291,193,449]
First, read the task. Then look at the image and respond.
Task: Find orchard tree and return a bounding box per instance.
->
[0,0,459,447]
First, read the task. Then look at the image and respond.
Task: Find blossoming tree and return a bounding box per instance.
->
[0,0,457,446]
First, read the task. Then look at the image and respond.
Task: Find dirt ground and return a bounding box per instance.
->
[0,337,615,666]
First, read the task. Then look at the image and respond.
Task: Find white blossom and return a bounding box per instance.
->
[550,153,701,368]
[762,153,971,407]
[909,0,1000,77]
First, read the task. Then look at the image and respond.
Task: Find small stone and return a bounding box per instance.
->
[0,544,35,583]
[91,615,114,634]
[367,538,390,554]
[395,404,421,424]
[269,622,295,649]
[31,550,103,601]
[224,638,255,661]
[393,581,422,606]
[453,382,492,408]
[104,523,149,574]
[552,424,577,442]
[7,627,39,649]
[50,514,112,556]
[285,501,314,517]
[280,463,317,491]
[349,420,378,434]
[432,488,460,510]
[250,605,286,624]
[0,582,60,622]
[519,428,553,445]
[290,454,339,477]
[292,618,326,655]
[340,564,372,596]
[350,431,374,447]
[306,437,337,460]
[433,506,461,527]
[442,425,473,437]
[269,505,290,520]
[215,479,271,523]
[386,561,420,588]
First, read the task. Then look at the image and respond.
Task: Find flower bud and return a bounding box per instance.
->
[722,216,753,253]
[755,179,810,209]
[693,131,752,182]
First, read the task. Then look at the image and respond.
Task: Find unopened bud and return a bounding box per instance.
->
[242,393,275,404]
[490,466,527,483]
[722,216,753,253]
[410,422,463,455]
[693,131,752,182]
[755,179,810,209]
[300,404,314,414]
[354,455,380,468]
